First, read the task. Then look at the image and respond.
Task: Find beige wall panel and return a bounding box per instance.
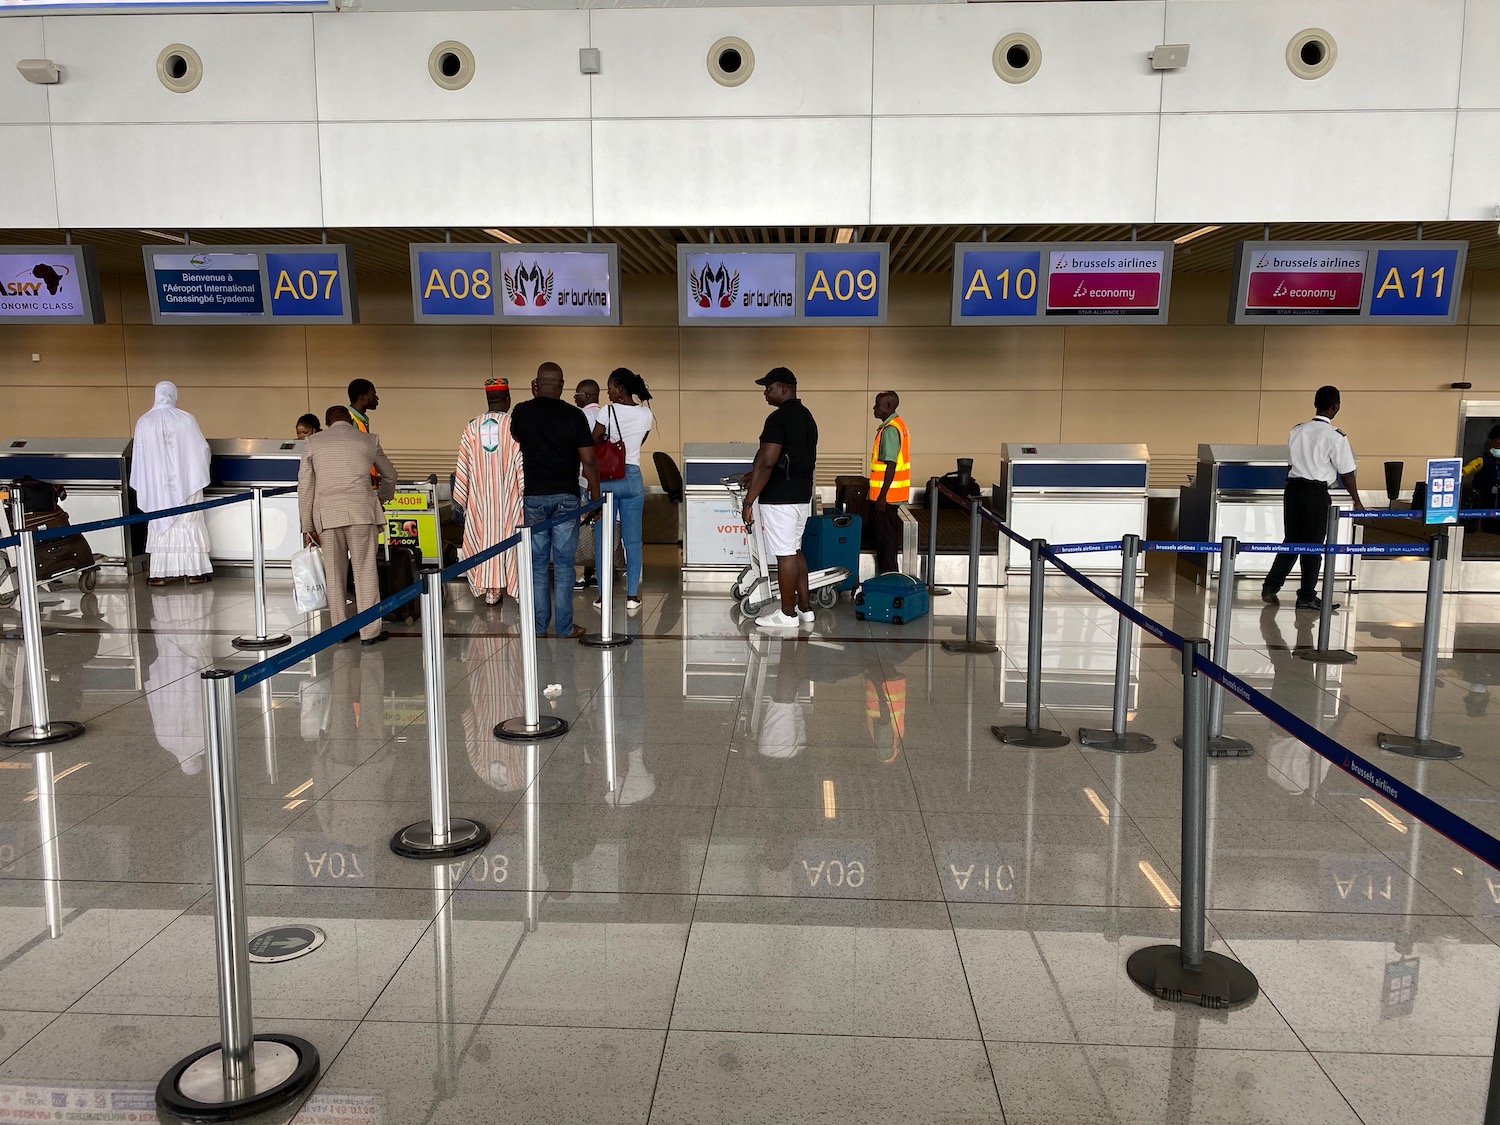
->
[307,385,475,458]
[899,391,1064,482]
[638,393,681,488]
[117,274,153,325]
[0,326,126,387]
[1258,391,1460,466]
[2,387,131,439]
[123,326,308,387]
[305,325,489,388]
[677,390,868,456]
[1261,326,1469,391]
[491,327,681,390]
[886,275,949,328]
[869,327,1065,392]
[354,273,416,326]
[1168,272,1234,325]
[1063,326,1264,391]
[1061,390,1259,451]
[125,384,307,441]
[678,328,870,391]
[1471,273,1500,325]
[1465,328,1500,389]
[621,276,677,328]
[97,274,125,326]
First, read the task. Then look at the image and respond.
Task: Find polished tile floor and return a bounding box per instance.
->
[0,547,1498,1124]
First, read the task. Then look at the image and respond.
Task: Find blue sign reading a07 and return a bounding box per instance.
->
[957,249,1043,319]
[417,250,496,317]
[803,250,881,318]
[266,252,346,318]
[1367,248,1461,319]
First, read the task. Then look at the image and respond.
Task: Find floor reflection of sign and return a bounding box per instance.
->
[0,1083,380,1123]
[1381,956,1419,1019]
[248,924,327,964]
[297,838,373,885]
[936,843,1020,902]
[0,828,16,872]
[794,841,871,897]
[1474,873,1500,918]
[468,840,519,887]
[1425,457,1461,526]
[1322,857,1403,912]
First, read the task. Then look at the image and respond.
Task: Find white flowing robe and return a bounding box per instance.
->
[130,381,213,579]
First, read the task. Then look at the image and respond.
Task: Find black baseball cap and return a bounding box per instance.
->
[755,367,797,387]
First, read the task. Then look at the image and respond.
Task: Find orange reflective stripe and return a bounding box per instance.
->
[869,415,911,502]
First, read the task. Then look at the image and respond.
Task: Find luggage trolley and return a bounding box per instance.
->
[721,476,849,618]
[0,481,102,607]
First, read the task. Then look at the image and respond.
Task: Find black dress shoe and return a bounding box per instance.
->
[1295,595,1339,613]
[360,630,390,646]
[1260,587,1279,604]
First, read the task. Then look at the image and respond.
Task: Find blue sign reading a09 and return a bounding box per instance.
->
[803,250,882,318]
[1367,247,1461,319]
[265,252,346,318]
[957,249,1043,319]
[416,250,496,317]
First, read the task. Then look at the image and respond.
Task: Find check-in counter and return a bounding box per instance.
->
[1178,444,1354,578]
[683,442,756,573]
[204,439,303,566]
[0,437,142,569]
[1000,443,1149,573]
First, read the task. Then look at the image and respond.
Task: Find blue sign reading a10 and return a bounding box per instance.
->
[1368,247,1461,319]
[803,250,882,319]
[957,249,1043,320]
[416,249,496,318]
[266,251,347,318]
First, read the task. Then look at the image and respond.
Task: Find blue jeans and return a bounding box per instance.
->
[525,493,580,635]
[596,464,645,596]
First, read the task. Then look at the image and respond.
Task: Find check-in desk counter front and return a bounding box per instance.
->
[0,437,143,569]
[1179,445,1354,578]
[205,439,304,566]
[683,442,756,574]
[1000,443,1149,574]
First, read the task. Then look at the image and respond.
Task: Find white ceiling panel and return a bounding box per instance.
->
[1,126,58,227]
[1460,0,1500,110]
[0,18,49,125]
[1449,111,1500,221]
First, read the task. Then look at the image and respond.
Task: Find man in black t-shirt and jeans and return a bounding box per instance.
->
[510,362,600,638]
[741,367,818,630]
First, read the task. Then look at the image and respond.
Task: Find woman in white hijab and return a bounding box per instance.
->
[130,381,213,585]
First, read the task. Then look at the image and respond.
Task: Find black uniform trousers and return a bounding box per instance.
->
[1263,477,1331,600]
[871,502,902,575]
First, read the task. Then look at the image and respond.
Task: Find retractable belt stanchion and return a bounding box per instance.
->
[232,487,291,651]
[582,491,630,650]
[496,526,569,741]
[1377,529,1461,761]
[0,494,83,747]
[1080,534,1155,754]
[157,670,318,1122]
[992,538,1069,749]
[1486,1004,1500,1125]
[924,477,951,597]
[1299,502,1355,665]
[392,566,492,858]
[1177,537,1253,758]
[1126,639,1259,1009]
[941,495,998,655]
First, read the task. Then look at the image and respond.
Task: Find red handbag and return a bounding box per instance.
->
[594,406,627,481]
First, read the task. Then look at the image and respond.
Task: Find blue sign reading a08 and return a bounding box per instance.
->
[803,250,881,318]
[266,252,346,318]
[958,249,1042,319]
[417,250,496,317]
[1368,247,1461,319]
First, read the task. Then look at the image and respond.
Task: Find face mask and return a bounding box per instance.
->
[1490,449,1500,458]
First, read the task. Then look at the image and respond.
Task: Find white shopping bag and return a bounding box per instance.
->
[290,546,328,613]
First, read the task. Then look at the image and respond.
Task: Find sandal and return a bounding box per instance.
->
[147,578,167,587]
[187,575,211,585]
[564,624,587,639]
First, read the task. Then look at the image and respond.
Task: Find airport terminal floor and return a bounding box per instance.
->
[0,547,1496,1124]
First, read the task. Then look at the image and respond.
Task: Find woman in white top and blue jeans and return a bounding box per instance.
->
[593,367,653,610]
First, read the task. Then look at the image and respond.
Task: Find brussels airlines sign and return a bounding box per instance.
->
[1230,241,1467,325]
[952,242,1174,325]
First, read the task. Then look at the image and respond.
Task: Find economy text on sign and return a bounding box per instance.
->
[1046,249,1165,317]
[0,245,104,324]
[802,249,883,320]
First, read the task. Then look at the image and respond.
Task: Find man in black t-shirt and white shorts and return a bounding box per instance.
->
[741,367,819,630]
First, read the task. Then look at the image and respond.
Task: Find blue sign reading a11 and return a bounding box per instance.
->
[1368,247,1462,319]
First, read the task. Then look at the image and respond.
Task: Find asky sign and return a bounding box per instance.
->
[0,245,105,325]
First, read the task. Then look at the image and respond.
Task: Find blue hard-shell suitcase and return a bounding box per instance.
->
[855,573,930,624]
[801,512,861,593]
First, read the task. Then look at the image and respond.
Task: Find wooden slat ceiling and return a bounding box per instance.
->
[3,222,1497,276]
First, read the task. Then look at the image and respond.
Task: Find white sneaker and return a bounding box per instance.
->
[755,609,800,629]
[798,610,816,626]
[626,596,642,612]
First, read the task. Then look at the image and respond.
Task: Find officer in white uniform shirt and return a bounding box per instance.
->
[1262,385,1360,611]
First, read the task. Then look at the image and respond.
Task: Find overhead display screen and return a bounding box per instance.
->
[676,243,888,326]
[951,242,1174,325]
[410,243,620,325]
[0,244,104,325]
[1230,241,1467,325]
[144,244,357,325]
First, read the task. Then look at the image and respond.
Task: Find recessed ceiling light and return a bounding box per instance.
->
[484,228,521,244]
[1173,225,1221,246]
[834,228,855,244]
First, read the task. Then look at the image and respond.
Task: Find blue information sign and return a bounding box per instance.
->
[955,248,1043,320]
[266,251,347,319]
[802,249,884,321]
[413,249,497,319]
[1368,247,1464,320]
[151,251,264,317]
[1426,457,1461,525]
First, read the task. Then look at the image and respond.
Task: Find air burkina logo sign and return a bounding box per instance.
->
[503,261,556,307]
[689,262,740,309]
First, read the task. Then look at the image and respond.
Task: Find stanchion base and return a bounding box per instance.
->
[1173,734,1255,758]
[1079,728,1156,754]
[941,640,999,654]
[0,627,59,640]
[390,817,491,860]
[494,715,569,742]
[992,724,1071,749]
[156,1034,319,1123]
[580,632,632,649]
[1377,733,1462,761]
[928,585,952,597]
[1297,648,1357,665]
[232,633,292,651]
[0,719,84,748]
[1125,946,1260,1010]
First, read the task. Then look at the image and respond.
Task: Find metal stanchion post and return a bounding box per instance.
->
[924,477,950,596]
[524,742,539,932]
[1176,538,1252,758]
[393,568,492,858]
[1300,502,1355,665]
[0,495,83,747]
[1126,639,1260,1009]
[1081,535,1155,753]
[942,497,998,655]
[496,527,569,741]
[1485,1002,1500,1125]
[156,670,318,1121]
[35,750,63,938]
[993,538,1069,748]
[233,488,291,651]
[1378,529,1461,760]
[583,491,630,649]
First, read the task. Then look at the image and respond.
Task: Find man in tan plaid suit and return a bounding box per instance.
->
[299,405,398,645]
